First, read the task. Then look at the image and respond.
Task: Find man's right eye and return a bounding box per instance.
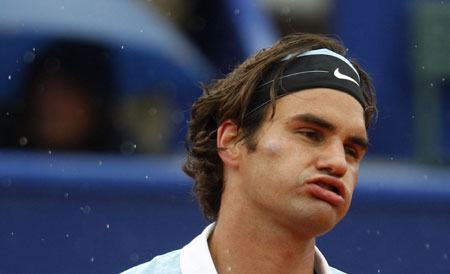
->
[297,129,320,141]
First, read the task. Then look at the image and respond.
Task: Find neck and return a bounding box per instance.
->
[208,197,317,274]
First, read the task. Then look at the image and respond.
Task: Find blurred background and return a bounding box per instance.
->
[0,0,449,273]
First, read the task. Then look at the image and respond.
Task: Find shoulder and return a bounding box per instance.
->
[120,249,181,274]
[330,266,346,274]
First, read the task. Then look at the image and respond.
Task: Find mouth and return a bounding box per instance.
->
[306,177,345,206]
[313,181,339,195]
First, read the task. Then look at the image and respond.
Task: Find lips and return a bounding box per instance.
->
[305,176,345,206]
[314,181,338,193]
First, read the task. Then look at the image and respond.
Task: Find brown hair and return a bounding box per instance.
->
[183,33,377,221]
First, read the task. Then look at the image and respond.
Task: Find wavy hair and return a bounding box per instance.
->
[183,33,377,221]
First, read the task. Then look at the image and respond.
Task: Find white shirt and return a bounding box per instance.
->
[180,223,344,274]
[121,223,345,274]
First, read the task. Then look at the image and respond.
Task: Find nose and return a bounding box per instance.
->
[315,140,348,177]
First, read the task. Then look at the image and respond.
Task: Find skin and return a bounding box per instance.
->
[211,88,368,274]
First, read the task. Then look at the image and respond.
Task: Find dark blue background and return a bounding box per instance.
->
[1,151,450,274]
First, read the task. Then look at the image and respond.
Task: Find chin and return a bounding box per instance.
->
[303,206,344,237]
[315,220,338,237]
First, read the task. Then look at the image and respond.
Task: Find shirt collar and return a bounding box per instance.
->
[180,223,334,274]
[180,223,217,274]
[314,245,334,274]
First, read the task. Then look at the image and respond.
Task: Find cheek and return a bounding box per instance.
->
[344,169,359,204]
[265,141,282,157]
[347,165,359,189]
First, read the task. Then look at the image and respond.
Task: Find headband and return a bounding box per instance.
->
[245,48,366,117]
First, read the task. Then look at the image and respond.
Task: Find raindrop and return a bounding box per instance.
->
[421,66,425,70]
[98,160,103,166]
[430,82,434,87]
[145,175,149,179]
[48,150,52,155]
[90,257,95,262]
[65,233,70,238]
[224,249,230,254]
[120,141,137,154]
[80,205,91,215]
[106,224,110,229]
[6,112,10,116]
[19,136,28,147]
[8,75,11,80]
[411,115,415,119]
[129,252,140,262]
[345,48,349,52]
[425,243,430,249]
[140,29,144,33]
[390,157,394,161]
[376,230,381,236]
[11,232,14,236]
[23,51,35,63]
[377,270,381,273]
[443,253,448,260]
[32,48,36,52]
[63,192,69,198]
[397,257,402,262]
[41,237,45,241]
[226,266,232,272]
[121,45,124,50]
[234,9,240,15]
[442,77,446,82]
[423,174,428,180]
[413,44,418,48]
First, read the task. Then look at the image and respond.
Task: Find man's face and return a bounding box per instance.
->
[236,88,367,236]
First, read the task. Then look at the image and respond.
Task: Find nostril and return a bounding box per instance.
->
[318,166,346,179]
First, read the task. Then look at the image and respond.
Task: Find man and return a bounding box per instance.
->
[122,33,377,274]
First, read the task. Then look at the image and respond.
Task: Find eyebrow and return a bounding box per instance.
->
[288,113,335,131]
[349,136,370,151]
[288,113,370,151]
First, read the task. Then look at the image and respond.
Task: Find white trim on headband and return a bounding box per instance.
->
[258,70,329,88]
[281,48,360,81]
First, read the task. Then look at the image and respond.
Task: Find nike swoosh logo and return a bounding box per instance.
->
[334,68,359,86]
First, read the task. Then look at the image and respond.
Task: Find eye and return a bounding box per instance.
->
[344,145,359,159]
[296,129,321,142]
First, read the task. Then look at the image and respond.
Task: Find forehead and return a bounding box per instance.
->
[265,88,366,133]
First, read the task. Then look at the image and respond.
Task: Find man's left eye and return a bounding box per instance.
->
[344,146,359,158]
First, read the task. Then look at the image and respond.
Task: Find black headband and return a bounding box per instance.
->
[245,49,366,117]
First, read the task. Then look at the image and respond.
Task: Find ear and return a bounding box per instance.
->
[217,120,240,167]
